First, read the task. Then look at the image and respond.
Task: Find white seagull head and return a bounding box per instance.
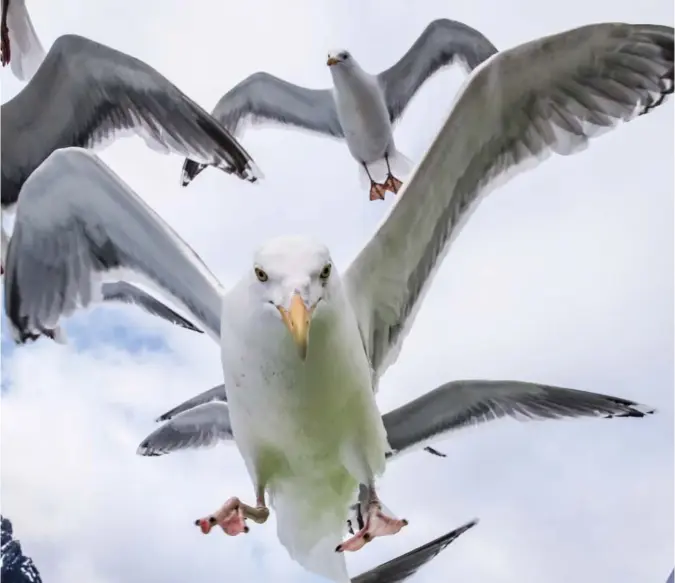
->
[326,49,353,68]
[250,235,337,360]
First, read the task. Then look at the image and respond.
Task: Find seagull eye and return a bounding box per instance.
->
[255,267,268,282]
[340,53,349,60]
[319,264,332,281]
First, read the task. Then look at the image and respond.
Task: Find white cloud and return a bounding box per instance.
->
[1,0,673,582]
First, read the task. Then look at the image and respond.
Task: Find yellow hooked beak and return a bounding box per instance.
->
[277,292,314,360]
[326,56,340,66]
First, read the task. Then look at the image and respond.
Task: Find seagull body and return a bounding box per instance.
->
[219,239,394,579]
[4,21,672,582]
[180,19,498,201]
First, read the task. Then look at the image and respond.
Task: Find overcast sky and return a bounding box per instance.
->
[1,1,673,582]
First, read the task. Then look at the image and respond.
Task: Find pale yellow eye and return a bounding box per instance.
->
[255,267,268,282]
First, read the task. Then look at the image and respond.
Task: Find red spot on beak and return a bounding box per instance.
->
[197,519,212,534]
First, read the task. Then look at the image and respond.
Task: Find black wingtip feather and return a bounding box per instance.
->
[181,158,208,187]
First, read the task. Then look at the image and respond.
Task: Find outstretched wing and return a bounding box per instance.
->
[154,384,227,422]
[4,148,224,343]
[2,33,261,204]
[345,22,673,382]
[377,18,498,124]
[383,380,655,458]
[352,518,479,583]
[137,401,234,457]
[180,71,343,186]
[100,281,202,333]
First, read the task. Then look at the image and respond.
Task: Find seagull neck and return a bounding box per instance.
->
[330,65,373,98]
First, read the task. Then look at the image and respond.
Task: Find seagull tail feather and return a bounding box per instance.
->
[386,148,414,181]
[271,477,352,583]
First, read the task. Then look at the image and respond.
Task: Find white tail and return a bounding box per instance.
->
[357,148,414,187]
[272,477,353,583]
[7,0,46,82]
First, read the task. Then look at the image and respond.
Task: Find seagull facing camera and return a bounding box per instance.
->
[326,50,351,67]
[250,236,335,360]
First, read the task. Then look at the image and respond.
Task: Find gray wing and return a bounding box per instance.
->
[3,148,224,343]
[351,518,478,583]
[345,23,673,382]
[1,34,260,207]
[100,281,202,333]
[377,19,498,124]
[155,384,227,422]
[180,72,343,186]
[136,401,234,457]
[383,380,656,458]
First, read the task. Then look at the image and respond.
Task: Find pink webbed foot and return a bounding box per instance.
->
[335,502,408,553]
[369,182,387,201]
[195,496,269,537]
[383,174,403,195]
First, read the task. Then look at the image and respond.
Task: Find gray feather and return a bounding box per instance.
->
[383,380,655,457]
[4,148,223,343]
[100,281,202,333]
[180,71,343,186]
[378,19,498,123]
[137,401,233,457]
[1,33,260,210]
[351,518,478,583]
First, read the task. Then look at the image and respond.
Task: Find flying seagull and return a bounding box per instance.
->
[180,18,497,201]
[0,31,262,274]
[0,0,44,80]
[3,19,671,582]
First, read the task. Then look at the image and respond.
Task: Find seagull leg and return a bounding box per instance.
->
[363,163,386,201]
[0,0,10,67]
[195,488,269,537]
[382,155,403,195]
[335,484,407,553]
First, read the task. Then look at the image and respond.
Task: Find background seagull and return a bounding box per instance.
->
[0,32,262,273]
[0,0,44,80]
[180,18,497,201]
[3,20,672,582]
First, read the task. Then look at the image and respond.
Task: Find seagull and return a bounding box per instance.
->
[136,378,655,530]
[0,31,262,274]
[0,0,44,80]
[180,18,497,202]
[3,20,672,582]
